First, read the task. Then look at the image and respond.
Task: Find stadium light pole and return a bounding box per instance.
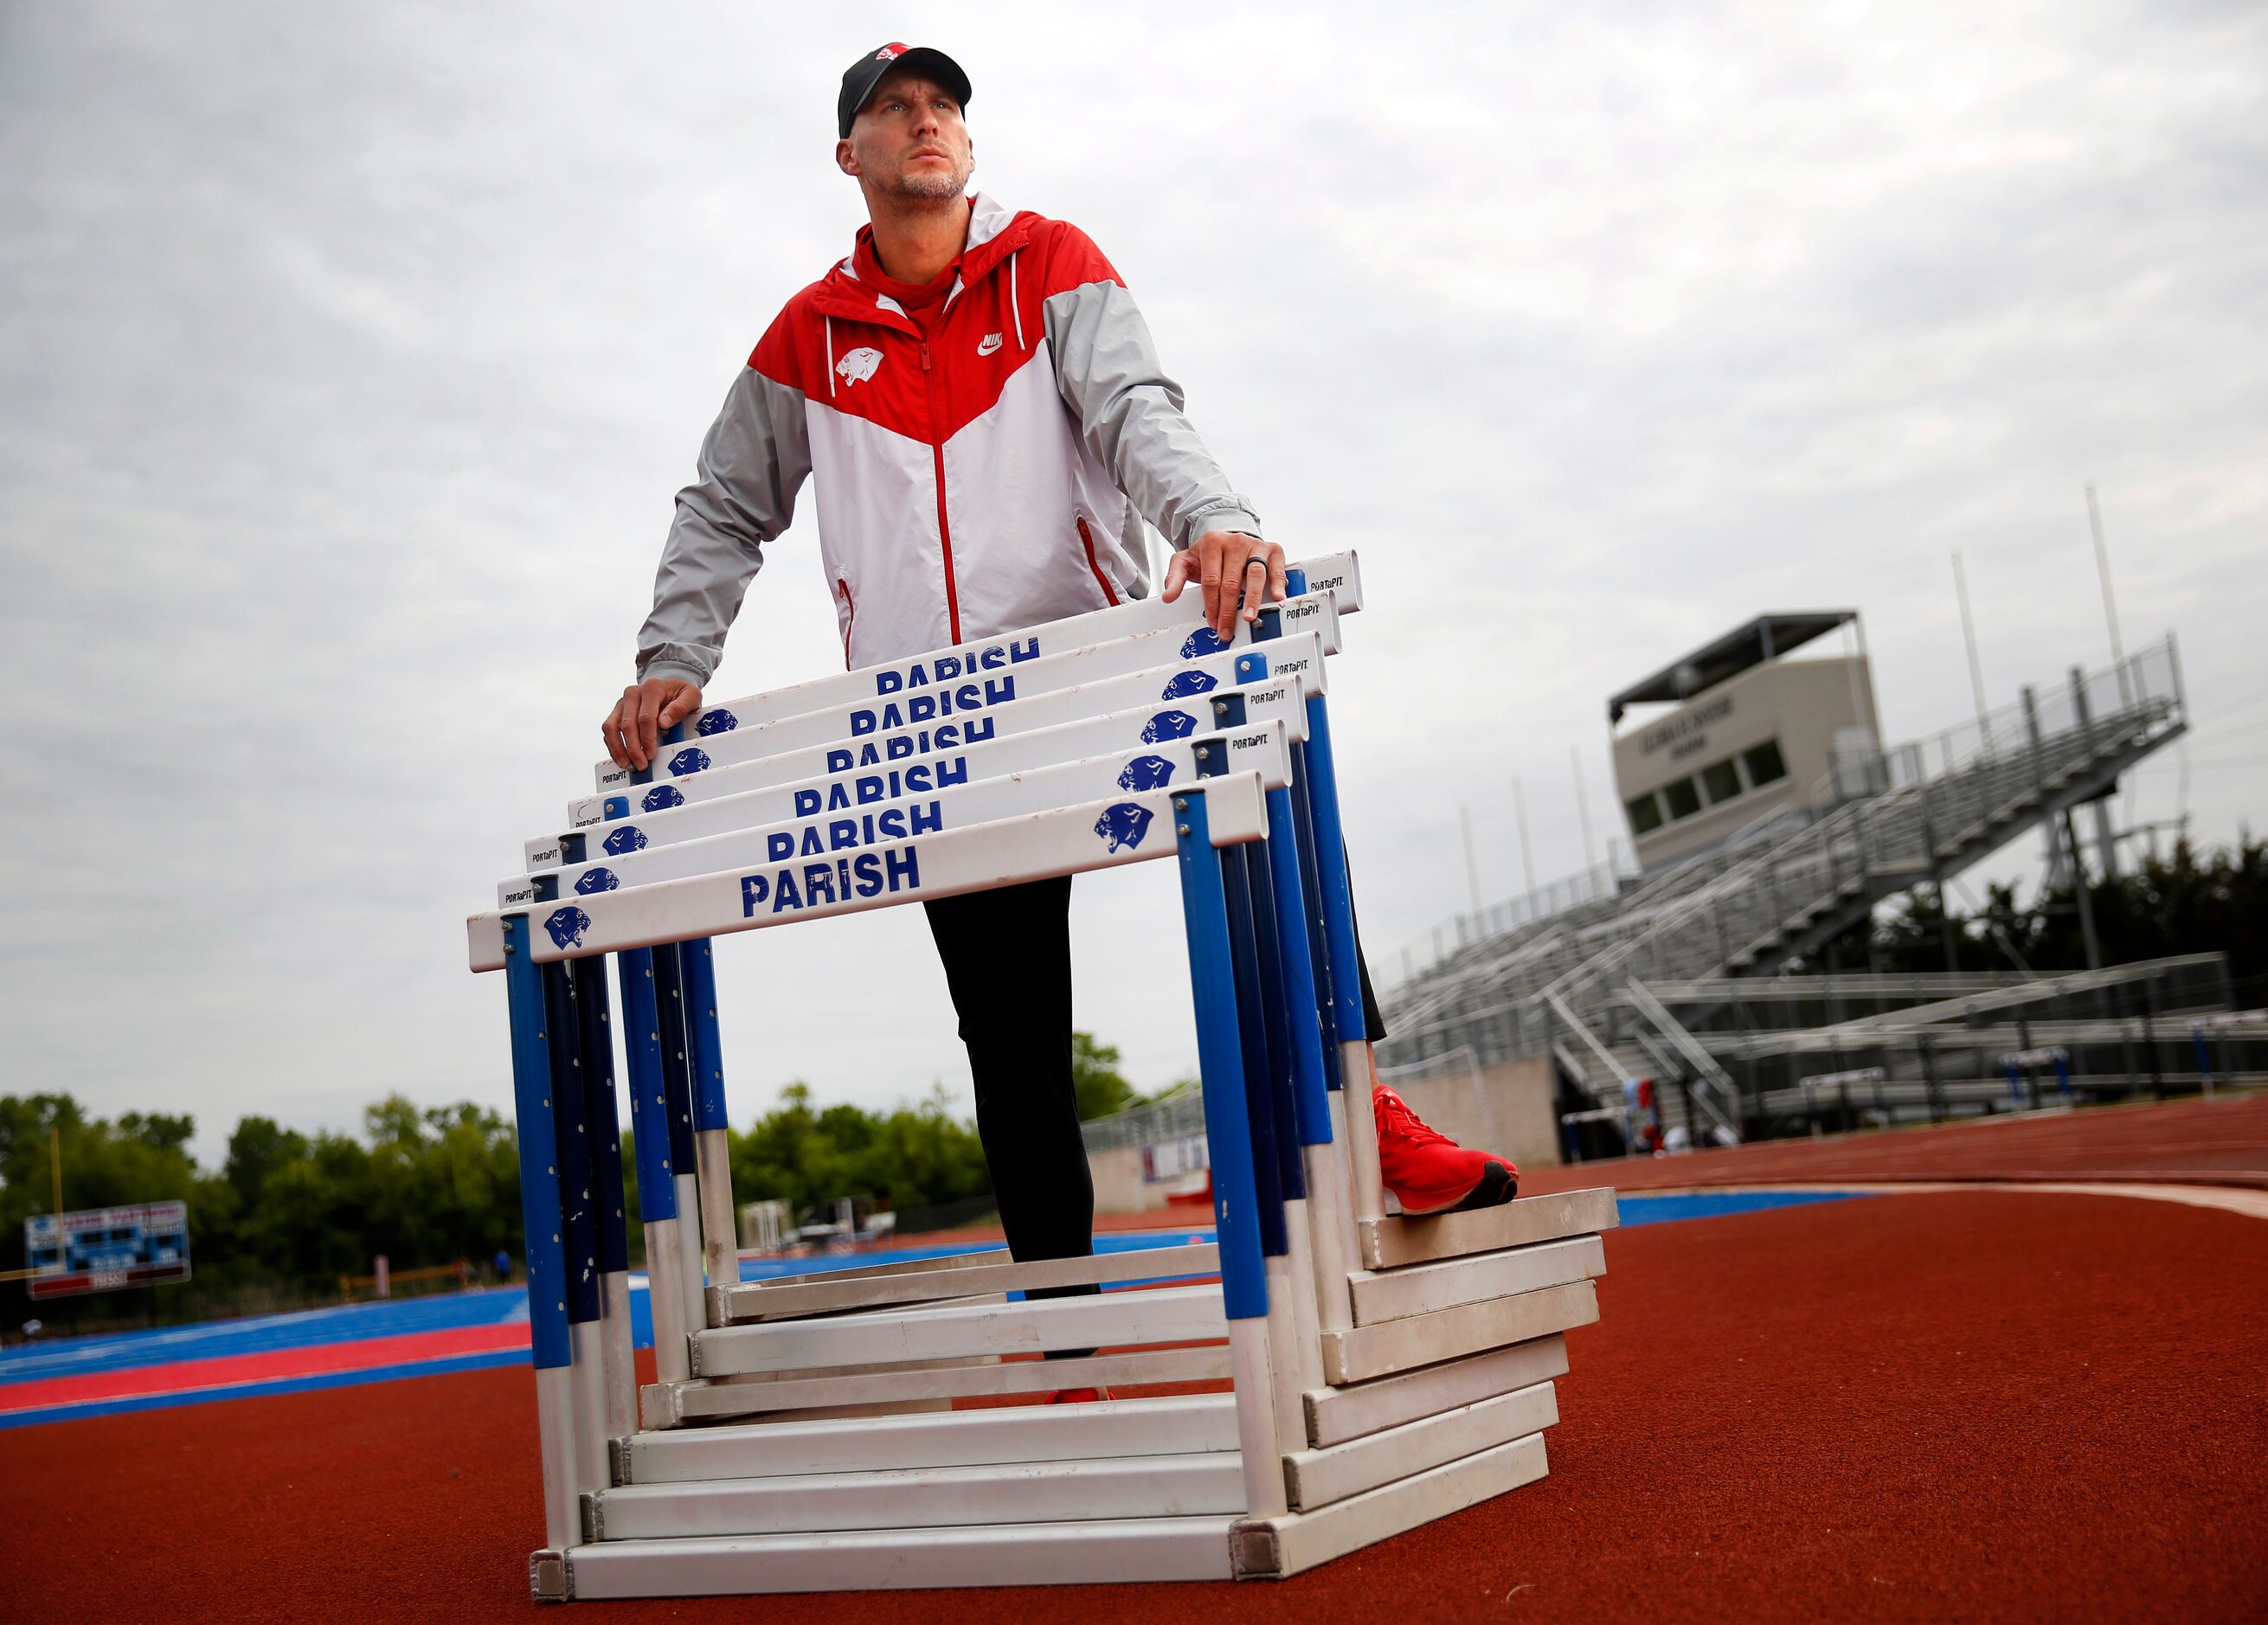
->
[2085,483,2128,701]
[1951,551,1989,738]
[2078,488,2129,880]
[1459,803,1482,919]
[1513,774,1536,893]
[1570,745,1597,872]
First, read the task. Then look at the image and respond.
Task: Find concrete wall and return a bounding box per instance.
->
[1390,1054,1564,1173]
[1089,1144,1167,1215]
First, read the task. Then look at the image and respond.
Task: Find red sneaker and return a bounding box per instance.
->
[1373,1086,1519,1216]
[1041,1386,1115,1404]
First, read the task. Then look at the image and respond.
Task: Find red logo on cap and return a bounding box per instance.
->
[875,43,905,61]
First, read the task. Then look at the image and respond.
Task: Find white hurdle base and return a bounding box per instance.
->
[646,1346,1230,1428]
[1358,1187,1621,1270]
[549,1194,1617,1600]
[588,1449,1247,1543]
[553,1431,1551,1597]
[617,1393,1238,1484]
[1283,1379,1556,1511]
[1231,1431,1551,1580]
[553,1517,1241,1599]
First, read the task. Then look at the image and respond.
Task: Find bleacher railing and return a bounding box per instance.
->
[1379,635,2187,1097]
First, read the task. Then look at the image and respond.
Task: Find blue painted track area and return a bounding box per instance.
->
[0,1188,1854,1428]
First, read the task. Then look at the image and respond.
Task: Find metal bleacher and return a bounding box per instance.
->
[1377,637,2190,1144]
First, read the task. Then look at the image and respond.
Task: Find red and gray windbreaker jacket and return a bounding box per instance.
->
[636,194,1264,681]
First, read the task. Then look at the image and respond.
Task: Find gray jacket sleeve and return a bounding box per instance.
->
[635,367,813,687]
[1042,280,1262,552]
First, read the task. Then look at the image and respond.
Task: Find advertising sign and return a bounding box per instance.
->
[1141,1135,1211,1185]
[22,1201,191,1299]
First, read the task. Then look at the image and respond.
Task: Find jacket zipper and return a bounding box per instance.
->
[836,577,856,666]
[1076,517,1121,607]
[921,340,961,643]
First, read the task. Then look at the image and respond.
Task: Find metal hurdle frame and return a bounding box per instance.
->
[472,552,1619,1599]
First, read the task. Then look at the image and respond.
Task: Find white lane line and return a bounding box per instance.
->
[1634,1180,2268,1222]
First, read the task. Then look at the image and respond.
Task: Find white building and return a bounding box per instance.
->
[1609,612,1879,870]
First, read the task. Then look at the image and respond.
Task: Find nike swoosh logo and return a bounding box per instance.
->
[977,333,1003,356]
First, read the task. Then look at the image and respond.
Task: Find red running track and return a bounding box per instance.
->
[1524,1089,2268,1195]
[4,1185,2263,1622]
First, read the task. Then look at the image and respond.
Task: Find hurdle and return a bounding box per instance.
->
[468,551,1618,1599]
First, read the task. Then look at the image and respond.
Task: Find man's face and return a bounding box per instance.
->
[837,73,973,202]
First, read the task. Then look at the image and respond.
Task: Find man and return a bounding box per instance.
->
[600,44,1514,1327]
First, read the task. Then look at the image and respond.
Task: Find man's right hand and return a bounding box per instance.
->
[602,678,704,773]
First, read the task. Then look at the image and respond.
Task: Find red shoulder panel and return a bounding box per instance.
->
[749,279,832,394]
[1028,216,1124,297]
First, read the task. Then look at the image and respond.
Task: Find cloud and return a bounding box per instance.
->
[3,2,2263,1163]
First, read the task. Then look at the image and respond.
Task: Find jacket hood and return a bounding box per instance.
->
[812,192,1032,326]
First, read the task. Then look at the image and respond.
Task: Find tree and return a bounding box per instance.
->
[224,1116,308,1207]
[728,1082,991,1220]
[1795,834,2267,987]
[1071,1031,1139,1121]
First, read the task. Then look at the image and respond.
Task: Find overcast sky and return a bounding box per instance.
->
[4,3,2264,1166]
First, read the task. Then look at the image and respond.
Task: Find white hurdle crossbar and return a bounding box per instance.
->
[470,554,1616,1599]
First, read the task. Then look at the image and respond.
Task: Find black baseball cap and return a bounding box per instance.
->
[837,43,972,138]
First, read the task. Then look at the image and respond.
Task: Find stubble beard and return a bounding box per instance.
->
[889,152,973,202]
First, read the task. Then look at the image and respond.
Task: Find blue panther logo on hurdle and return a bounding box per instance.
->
[694,710,737,735]
[1093,801,1155,854]
[668,747,710,775]
[601,825,647,856]
[1140,709,1198,742]
[641,785,684,811]
[1116,755,1177,792]
[1159,670,1217,699]
[573,868,619,895]
[1179,627,1227,658]
[543,906,592,949]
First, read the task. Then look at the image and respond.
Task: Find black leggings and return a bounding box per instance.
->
[922,875,1095,1272]
[922,870,1390,1275]
[923,877,1095,1356]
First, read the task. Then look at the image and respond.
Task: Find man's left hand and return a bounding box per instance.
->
[1160,530,1287,641]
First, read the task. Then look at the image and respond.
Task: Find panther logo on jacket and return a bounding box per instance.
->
[1116,755,1177,792]
[835,347,883,386]
[1094,802,1155,854]
[543,907,593,950]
